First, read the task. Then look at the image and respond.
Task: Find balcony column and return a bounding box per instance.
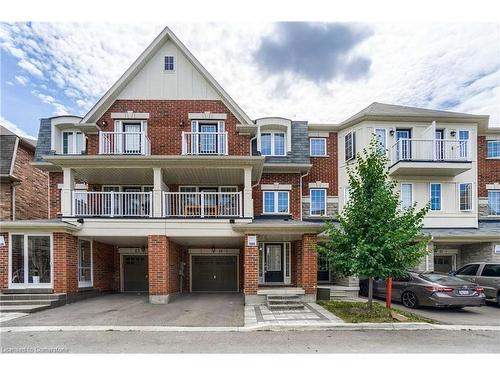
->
[153,167,166,218]
[243,166,253,218]
[61,167,75,216]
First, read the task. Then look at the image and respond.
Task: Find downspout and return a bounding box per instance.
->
[300,170,310,221]
[11,184,16,220]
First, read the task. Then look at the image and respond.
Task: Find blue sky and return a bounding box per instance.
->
[1,22,499,138]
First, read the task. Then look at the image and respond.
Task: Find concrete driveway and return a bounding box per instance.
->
[1,293,244,327]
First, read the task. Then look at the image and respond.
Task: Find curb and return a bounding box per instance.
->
[2,323,500,333]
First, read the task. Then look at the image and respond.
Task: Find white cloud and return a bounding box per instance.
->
[17,58,43,78]
[14,75,29,86]
[0,22,499,126]
[0,116,36,139]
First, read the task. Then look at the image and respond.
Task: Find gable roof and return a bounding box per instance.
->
[82,26,253,125]
[339,102,489,128]
[0,124,37,178]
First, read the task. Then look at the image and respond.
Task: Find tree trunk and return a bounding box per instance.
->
[368,277,373,311]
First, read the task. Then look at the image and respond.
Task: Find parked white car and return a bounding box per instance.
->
[452,263,500,306]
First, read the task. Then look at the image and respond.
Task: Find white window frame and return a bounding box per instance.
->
[310,188,327,216]
[343,186,351,206]
[309,138,327,156]
[458,129,470,159]
[429,183,442,211]
[260,131,286,156]
[487,190,500,216]
[400,183,413,210]
[458,182,473,212]
[8,233,54,289]
[487,140,500,159]
[77,239,93,288]
[345,131,355,161]
[262,190,290,214]
[62,130,85,155]
[375,128,387,152]
[164,55,175,72]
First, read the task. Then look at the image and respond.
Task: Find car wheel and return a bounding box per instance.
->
[402,291,419,309]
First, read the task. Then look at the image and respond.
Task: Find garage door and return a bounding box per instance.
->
[191,256,238,292]
[123,255,148,292]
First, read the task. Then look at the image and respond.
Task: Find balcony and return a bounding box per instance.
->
[73,191,152,217]
[164,191,242,218]
[99,131,151,155]
[181,132,228,155]
[389,139,472,176]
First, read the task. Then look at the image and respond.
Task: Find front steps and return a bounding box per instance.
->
[266,295,305,311]
[0,293,67,313]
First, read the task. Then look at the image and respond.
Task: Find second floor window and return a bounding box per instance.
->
[263,191,289,214]
[401,183,413,210]
[310,138,327,156]
[261,132,286,156]
[164,55,175,71]
[488,190,500,216]
[375,128,387,153]
[345,131,355,161]
[430,183,442,211]
[459,183,472,211]
[62,131,85,155]
[310,189,326,216]
[487,140,500,158]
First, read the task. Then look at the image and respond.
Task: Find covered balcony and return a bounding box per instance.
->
[389,139,472,176]
[181,131,228,155]
[99,131,151,155]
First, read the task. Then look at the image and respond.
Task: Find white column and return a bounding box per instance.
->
[243,166,253,218]
[61,167,75,216]
[153,167,166,217]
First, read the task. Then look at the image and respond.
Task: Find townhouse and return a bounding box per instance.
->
[0,26,498,306]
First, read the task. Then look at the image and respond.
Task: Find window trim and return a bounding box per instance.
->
[262,190,290,214]
[164,55,175,72]
[260,131,287,156]
[309,138,327,157]
[458,182,473,212]
[487,140,500,159]
[309,188,327,216]
[429,183,442,211]
[488,190,500,216]
[344,131,355,161]
[458,129,470,159]
[400,183,413,210]
[77,239,93,288]
[375,128,387,152]
[61,130,84,155]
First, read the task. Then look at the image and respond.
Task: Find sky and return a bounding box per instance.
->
[0,22,499,138]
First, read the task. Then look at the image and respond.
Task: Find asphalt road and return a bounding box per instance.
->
[1,330,499,353]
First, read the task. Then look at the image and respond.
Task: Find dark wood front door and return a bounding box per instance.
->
[264,244,284,283]
[191,256,237,292]
[123,255,148,292]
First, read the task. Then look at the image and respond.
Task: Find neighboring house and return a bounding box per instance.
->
[0,125,48,221]
[0,27,498,304]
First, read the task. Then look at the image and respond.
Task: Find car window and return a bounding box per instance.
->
[419,273,467,283]
[456,264,480,276]
[394,273,412,282]
[481,264,500,277]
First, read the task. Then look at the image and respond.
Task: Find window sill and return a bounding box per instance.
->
[310,155,329,158]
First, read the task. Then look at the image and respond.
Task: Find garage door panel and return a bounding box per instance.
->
[192,256,237,292]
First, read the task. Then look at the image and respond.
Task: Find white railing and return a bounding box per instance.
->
[181,132,228,155]
[391,139,470,164]
[99,131,151,155]
[73,191,153,217]
[163,191,242,217]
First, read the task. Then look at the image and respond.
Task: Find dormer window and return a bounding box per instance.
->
[261,132,286,156]
[164,55,175,71]
[62,130,85,155]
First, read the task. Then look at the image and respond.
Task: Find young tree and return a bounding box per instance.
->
[317,137,430,310]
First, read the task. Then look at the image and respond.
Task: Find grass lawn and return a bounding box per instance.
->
[318,300,435,323]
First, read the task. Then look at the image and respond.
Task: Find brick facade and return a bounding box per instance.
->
[243,234,259,295]
[48,172,63,219]
[53,232,78,294]
[478,136,500,197]
[0,232,8,289]
[92,240,117,292]
[303,132,338,196]
[0,184,12,221]
[147,235,180,297]
[253,173,302,220]
[295,234,318,294]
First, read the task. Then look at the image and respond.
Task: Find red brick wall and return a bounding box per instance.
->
[88,100,251,156]
[168,240,180,294]
[243,234,258,295]
[12,143,49,220]
[0,232,8,289]
[0,184,12,221]
[304,132,338,196]
[48,172,63,219]
[92,240,117,291]
[253,173,301,220]
[296,234,318,294]
[148,235,180,295]
[478,136,500,197]
[53,232,78,294]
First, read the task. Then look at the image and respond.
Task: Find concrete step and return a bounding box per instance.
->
[267,303,305,311]
[0,304,52,313]
[266,294,305,311]
[0,299,59,306]
[0,293,66,301]
[267,295,301,301]
[1,288,54,294]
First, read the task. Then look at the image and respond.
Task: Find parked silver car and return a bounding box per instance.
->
[360,271,486,309]
[452,262,500,306]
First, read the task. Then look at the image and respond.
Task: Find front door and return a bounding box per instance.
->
[123,122,142,154]
[199,124,218,154]
[396,129,412,160]
[434,256,453,273]
[264,244,284,283]
[435,129,444,160]
[200,187,218,216]
[317,254,331,282]
[123,255,148,292]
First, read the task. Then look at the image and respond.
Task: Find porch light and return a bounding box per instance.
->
[389,129,395,136]
[179,119,185,127]
[450,130,457,137]
[102,120,107,127]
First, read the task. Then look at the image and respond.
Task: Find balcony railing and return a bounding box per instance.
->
[163,191,242,217]
[99,131,151,155]
[73,191,152,217]
[181,132,228,155]
[391,139,470,164]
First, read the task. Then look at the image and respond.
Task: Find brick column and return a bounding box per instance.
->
[148,235,174,304]
[0,233,8,289]
[243,234,259,304]
[53,232,78,294]
[297,234,318,299]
